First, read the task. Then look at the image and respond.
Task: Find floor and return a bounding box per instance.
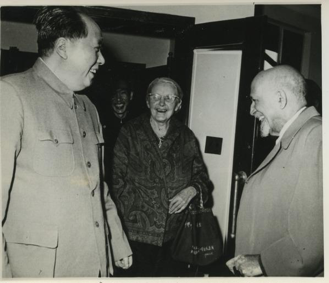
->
[178,256,234,277]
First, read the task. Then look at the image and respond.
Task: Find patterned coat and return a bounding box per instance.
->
[112,113,210,246]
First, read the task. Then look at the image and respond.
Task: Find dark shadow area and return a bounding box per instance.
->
[305,79,322,115]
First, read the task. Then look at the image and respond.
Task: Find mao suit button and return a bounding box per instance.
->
[86,161,91,168]
[54,139,59,144]
[82,131,86,138]
[95,221,99,227]
[91,191,95,197]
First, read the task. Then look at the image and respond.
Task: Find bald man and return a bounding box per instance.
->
[226,65,323,276]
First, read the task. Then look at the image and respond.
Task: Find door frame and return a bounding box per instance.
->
[173,16,267,256]
[174,15,267,174]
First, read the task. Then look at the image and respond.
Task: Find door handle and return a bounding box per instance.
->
[230,171,247,239]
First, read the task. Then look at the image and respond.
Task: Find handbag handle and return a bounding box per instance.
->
[199,187,204,209]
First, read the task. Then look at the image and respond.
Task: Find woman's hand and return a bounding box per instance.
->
[169,186,197,214]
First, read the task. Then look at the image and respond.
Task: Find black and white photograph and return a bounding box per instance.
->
[0,0,326,280]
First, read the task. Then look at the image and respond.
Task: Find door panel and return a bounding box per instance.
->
[174,16,267,256]
[188,50,242,250]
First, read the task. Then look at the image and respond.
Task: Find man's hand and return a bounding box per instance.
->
[226,254,263,277]
[115,255,133,269]
[169,186,197,214]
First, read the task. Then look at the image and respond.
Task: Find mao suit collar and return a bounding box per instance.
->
[33,58,77,109]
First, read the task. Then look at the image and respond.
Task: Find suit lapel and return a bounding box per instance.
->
[247,107,320,181]
[281,106,320,150]
[247,142,281,180]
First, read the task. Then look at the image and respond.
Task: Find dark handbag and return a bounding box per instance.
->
[171,190,223,266]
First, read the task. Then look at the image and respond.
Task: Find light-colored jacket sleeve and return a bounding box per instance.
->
[95,108,132,262]
[103,181,132,261]
[261,123,323,276]
[1,80,24,278]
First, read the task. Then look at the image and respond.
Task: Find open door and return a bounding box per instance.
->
[173,16,267,259]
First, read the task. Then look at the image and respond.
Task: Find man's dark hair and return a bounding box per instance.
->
[34,6,88,57]
[110,77,132,95]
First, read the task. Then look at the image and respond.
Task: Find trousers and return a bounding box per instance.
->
[114,240,188,277]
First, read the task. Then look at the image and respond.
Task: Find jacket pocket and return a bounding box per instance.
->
[5,224,58,248]
[33,129,75,176]
[4,225,58,277]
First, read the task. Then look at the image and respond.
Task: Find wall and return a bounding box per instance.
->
[1,21,171,68]
[1,5,254,68]
[1,21,38,53]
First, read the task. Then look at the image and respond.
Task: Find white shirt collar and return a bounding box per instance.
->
[276,106,306,145]
[39,57,49,68]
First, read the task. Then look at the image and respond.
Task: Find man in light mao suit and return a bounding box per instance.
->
[1,6,132,277]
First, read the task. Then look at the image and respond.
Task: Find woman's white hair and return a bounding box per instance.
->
[146,77,183,99]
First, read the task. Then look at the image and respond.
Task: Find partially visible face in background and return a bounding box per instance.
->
[111,88,132,116]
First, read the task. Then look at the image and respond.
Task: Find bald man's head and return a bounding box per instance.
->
[252,65,307,106]
[250,65,307,137]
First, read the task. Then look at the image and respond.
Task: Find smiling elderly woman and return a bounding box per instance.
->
[112,77,211,277]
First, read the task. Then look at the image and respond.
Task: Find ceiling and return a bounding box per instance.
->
[285,4,321,20]
[0,6,195,38]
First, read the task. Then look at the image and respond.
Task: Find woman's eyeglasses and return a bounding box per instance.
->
[148,93,180,103]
